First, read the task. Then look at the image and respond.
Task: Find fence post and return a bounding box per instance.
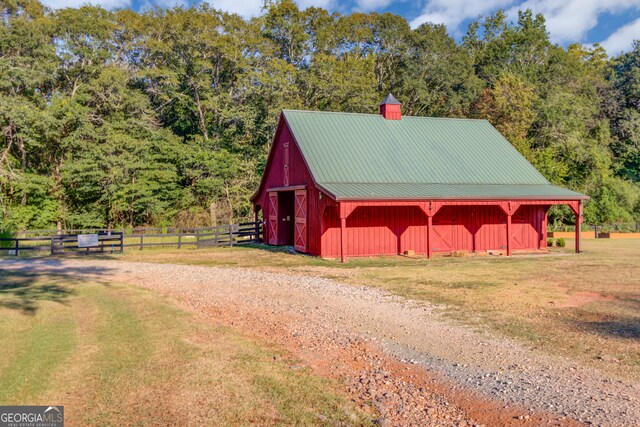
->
[120,233,124,254]
[14,238,19,256]
[50,235,55,256]
[139,235,143,251]
[178,234,182,249]
[229,224,234,247]
[255,221,260,243]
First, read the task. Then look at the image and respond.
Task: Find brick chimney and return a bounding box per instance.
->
[379,93,401,120]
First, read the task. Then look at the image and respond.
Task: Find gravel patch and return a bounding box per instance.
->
[2,257,638,426]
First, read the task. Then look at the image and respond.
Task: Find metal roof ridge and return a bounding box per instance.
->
[282,109,377,117]
[319,182,560,186]
[282,109,489,122]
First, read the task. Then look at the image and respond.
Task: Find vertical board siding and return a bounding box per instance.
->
[255,121,320,254]
[320,204,546,257]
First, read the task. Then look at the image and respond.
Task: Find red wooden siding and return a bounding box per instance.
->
[380,104,401,120]
[255,120,320,254]
[320,204,546,258]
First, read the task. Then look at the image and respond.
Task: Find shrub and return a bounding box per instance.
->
[0,230,15,249]
[556,238,566,247]
[547,238,554,247]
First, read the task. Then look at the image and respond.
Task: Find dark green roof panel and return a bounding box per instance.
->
[281,110,586,200]
[321,183,586,200]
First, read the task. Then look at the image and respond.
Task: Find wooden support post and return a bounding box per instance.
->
[254,211,261,242]
[340,217,347,263]
[427,215,433,259]
[506,214,512,256]
[178,234,182,249]
[139,235,143,251]
[15,238,19,256]
[575,200,583,253]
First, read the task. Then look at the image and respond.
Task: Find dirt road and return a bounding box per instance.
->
[2,258,638,426]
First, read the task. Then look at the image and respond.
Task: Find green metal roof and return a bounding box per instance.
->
[320,183,586,200]
[281,109,587,201]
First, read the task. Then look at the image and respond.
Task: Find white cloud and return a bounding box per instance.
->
[139,0,186,12]
[203,0,262,17]
[409,0,514,30]
[41,0,130,8]
[298,0,336,9]
[408,0,640,51]
[505,0,640,45]
[202,0,335,18]
[149,0,187,7]
[355,0,394,11]
[599,17,640,55]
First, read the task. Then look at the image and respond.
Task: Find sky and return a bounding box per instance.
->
[42,0,640,55]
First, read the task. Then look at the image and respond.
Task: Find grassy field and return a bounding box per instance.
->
[122,239,640,379]
[0,269,371,426]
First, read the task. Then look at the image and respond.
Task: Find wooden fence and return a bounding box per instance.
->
[0,222,262,256]
[0,236,52,255]
[51,232,124,255]
[124,222,262,250]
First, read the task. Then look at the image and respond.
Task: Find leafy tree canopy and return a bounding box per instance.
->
[1,0,638,229]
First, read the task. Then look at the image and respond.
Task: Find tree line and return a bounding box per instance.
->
[1,0,638,230]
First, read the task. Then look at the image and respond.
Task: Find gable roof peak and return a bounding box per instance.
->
[380,93,401,105]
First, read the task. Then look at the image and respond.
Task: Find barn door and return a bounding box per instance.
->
[432,222,453,252]
[294,189,307,252]
[511,207,536,249]
[268,191,278,245]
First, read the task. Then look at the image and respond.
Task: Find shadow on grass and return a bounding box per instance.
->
[577,320,640,339]
[572,297,640,340]
[0,259,116,315]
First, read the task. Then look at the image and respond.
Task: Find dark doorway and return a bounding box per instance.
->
[277,191,295,245]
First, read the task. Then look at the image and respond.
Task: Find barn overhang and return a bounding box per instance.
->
[332,198,586,263]
[332,195,588,202]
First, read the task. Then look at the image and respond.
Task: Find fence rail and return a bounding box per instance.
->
[0,222,262,256]
[549,223,640,234]
[0,235,52,255]
[50,232,124,255]
[12,225,257,238]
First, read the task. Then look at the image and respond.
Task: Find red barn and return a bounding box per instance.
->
[251,95,588,262]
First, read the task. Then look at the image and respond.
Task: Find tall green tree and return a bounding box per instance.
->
[0,0,638,229]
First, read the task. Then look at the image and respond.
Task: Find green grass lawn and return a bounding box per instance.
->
[0,269,371,426]
[122,239,640,380]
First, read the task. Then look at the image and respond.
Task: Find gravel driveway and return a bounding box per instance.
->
[2,258,638,427]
